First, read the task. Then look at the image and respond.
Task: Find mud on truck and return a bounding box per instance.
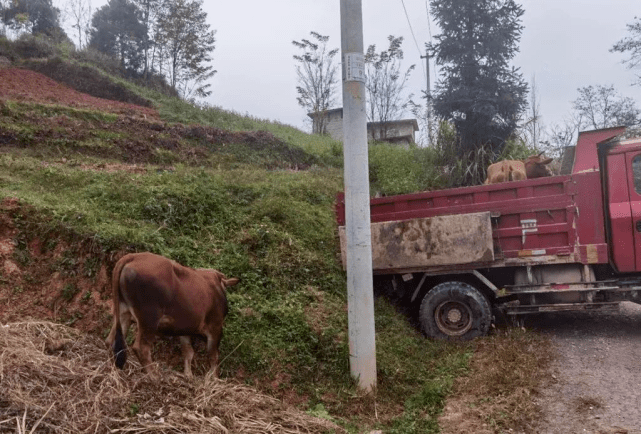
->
[336,127,641,340]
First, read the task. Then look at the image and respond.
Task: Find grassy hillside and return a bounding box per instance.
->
[0,36,551,433]
[0,56,476,433]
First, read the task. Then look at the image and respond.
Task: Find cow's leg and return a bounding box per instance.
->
[204,327,223,377]
[105,317,118,348]
[119,305,133,338]
[105,302,131,347]
[179,336,195,377]
[131,328,157,378]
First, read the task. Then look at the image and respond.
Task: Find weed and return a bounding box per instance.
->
[11,238,31,267]
[0,56,532,433]
[573,396,604,413]
[438,328,554,433]
[83,256,100,278]
[62,311,83,325]
[81,291,92,303]
[129,403,140,416]
[61,283,79,301]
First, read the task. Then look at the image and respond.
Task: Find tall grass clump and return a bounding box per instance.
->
[369,142,447,196]
[430,121,539,187]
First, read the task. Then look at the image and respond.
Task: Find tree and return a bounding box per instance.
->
[2,0,64,36]
[292,31,339,135]
[130,0,163,78]
[521,75,542,148]
[65,0,92,49]
[429,0,529,155]
[364,35,415,138]
[155,0,216,100]
[611,16,641,85]
[573,84,640,130]
[542,115,582,159]
[89,0,147,72]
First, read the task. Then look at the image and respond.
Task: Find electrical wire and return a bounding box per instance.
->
[425,1,432,41]
[400,0,426,80]
[425,0,437,83]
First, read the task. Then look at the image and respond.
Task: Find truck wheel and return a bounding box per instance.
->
[419,281,492,341]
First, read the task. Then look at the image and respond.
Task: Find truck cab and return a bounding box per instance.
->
[601,133,641,273]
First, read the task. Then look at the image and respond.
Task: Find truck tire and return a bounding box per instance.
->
[419,281,492,341]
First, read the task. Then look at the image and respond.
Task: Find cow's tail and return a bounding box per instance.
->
[111,256,132,369]
[113,324,127,369]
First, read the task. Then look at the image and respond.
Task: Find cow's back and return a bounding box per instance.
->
[119,253,215,335]
[120,253,177,307]
[485,160,526,184]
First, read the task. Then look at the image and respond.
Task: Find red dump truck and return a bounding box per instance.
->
[336,126,641,340]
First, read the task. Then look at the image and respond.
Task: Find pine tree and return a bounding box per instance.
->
[89,0,147,72]
[429,0,528,155]
[1,0,65,36]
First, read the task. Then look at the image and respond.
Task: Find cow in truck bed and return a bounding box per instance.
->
[484,153,553,184]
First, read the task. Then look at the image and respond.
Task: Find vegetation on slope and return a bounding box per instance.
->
[0,73,475,433]
[0,35,552,433]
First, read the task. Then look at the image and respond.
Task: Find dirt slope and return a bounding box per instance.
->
[0,68,159,119]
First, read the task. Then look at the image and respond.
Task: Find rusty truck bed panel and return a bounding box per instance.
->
[339,212,494,273]
[336,170,610,274]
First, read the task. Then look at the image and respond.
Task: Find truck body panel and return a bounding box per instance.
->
[338,212,493,272]
[337,171,610,273]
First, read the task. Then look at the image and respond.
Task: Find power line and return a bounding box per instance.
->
[424,1,436,82]
[425,1,432,41]
[400,0,426,80]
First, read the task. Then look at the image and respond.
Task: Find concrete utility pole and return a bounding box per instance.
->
[340,0,377,392]
[420,49,433,145]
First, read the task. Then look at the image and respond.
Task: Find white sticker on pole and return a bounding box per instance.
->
[343,52,365,83]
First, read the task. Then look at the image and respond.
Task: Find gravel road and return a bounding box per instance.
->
[523,302,641,434]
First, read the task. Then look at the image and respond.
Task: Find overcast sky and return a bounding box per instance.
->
[208,0,641,138]
[71,0,641,141]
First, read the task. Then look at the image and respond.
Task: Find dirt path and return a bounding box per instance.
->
[524,302,641,434]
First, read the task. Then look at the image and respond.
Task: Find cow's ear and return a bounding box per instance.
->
[223,278,240,288]
[542,157,553,164]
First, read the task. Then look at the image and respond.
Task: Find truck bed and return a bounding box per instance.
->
[336,171,609,274]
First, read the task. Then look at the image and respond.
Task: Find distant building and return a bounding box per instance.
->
[308,108,419,147]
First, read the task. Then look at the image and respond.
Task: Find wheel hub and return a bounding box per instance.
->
[435,300,473,336]
[446,308,462,323]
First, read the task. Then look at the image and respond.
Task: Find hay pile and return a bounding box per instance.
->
[0,321,344,433]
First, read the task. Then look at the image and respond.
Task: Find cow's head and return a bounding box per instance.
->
[198,268,240,290]
[523,153,553,179]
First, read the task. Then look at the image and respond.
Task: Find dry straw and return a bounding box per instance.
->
[0,321,344,433]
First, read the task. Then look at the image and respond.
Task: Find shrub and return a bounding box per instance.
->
[0,36,17,61]
[71,47,122,76]
[13,33,57,59]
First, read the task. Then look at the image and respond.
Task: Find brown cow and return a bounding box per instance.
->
[484,160,527,184]
[523,153,553,179]
[485,153,553,184]
[105,252,239,378]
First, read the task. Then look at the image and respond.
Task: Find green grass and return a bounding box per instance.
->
[0,46,484,431]
[0,149,472,431]
[374,299,472,433]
